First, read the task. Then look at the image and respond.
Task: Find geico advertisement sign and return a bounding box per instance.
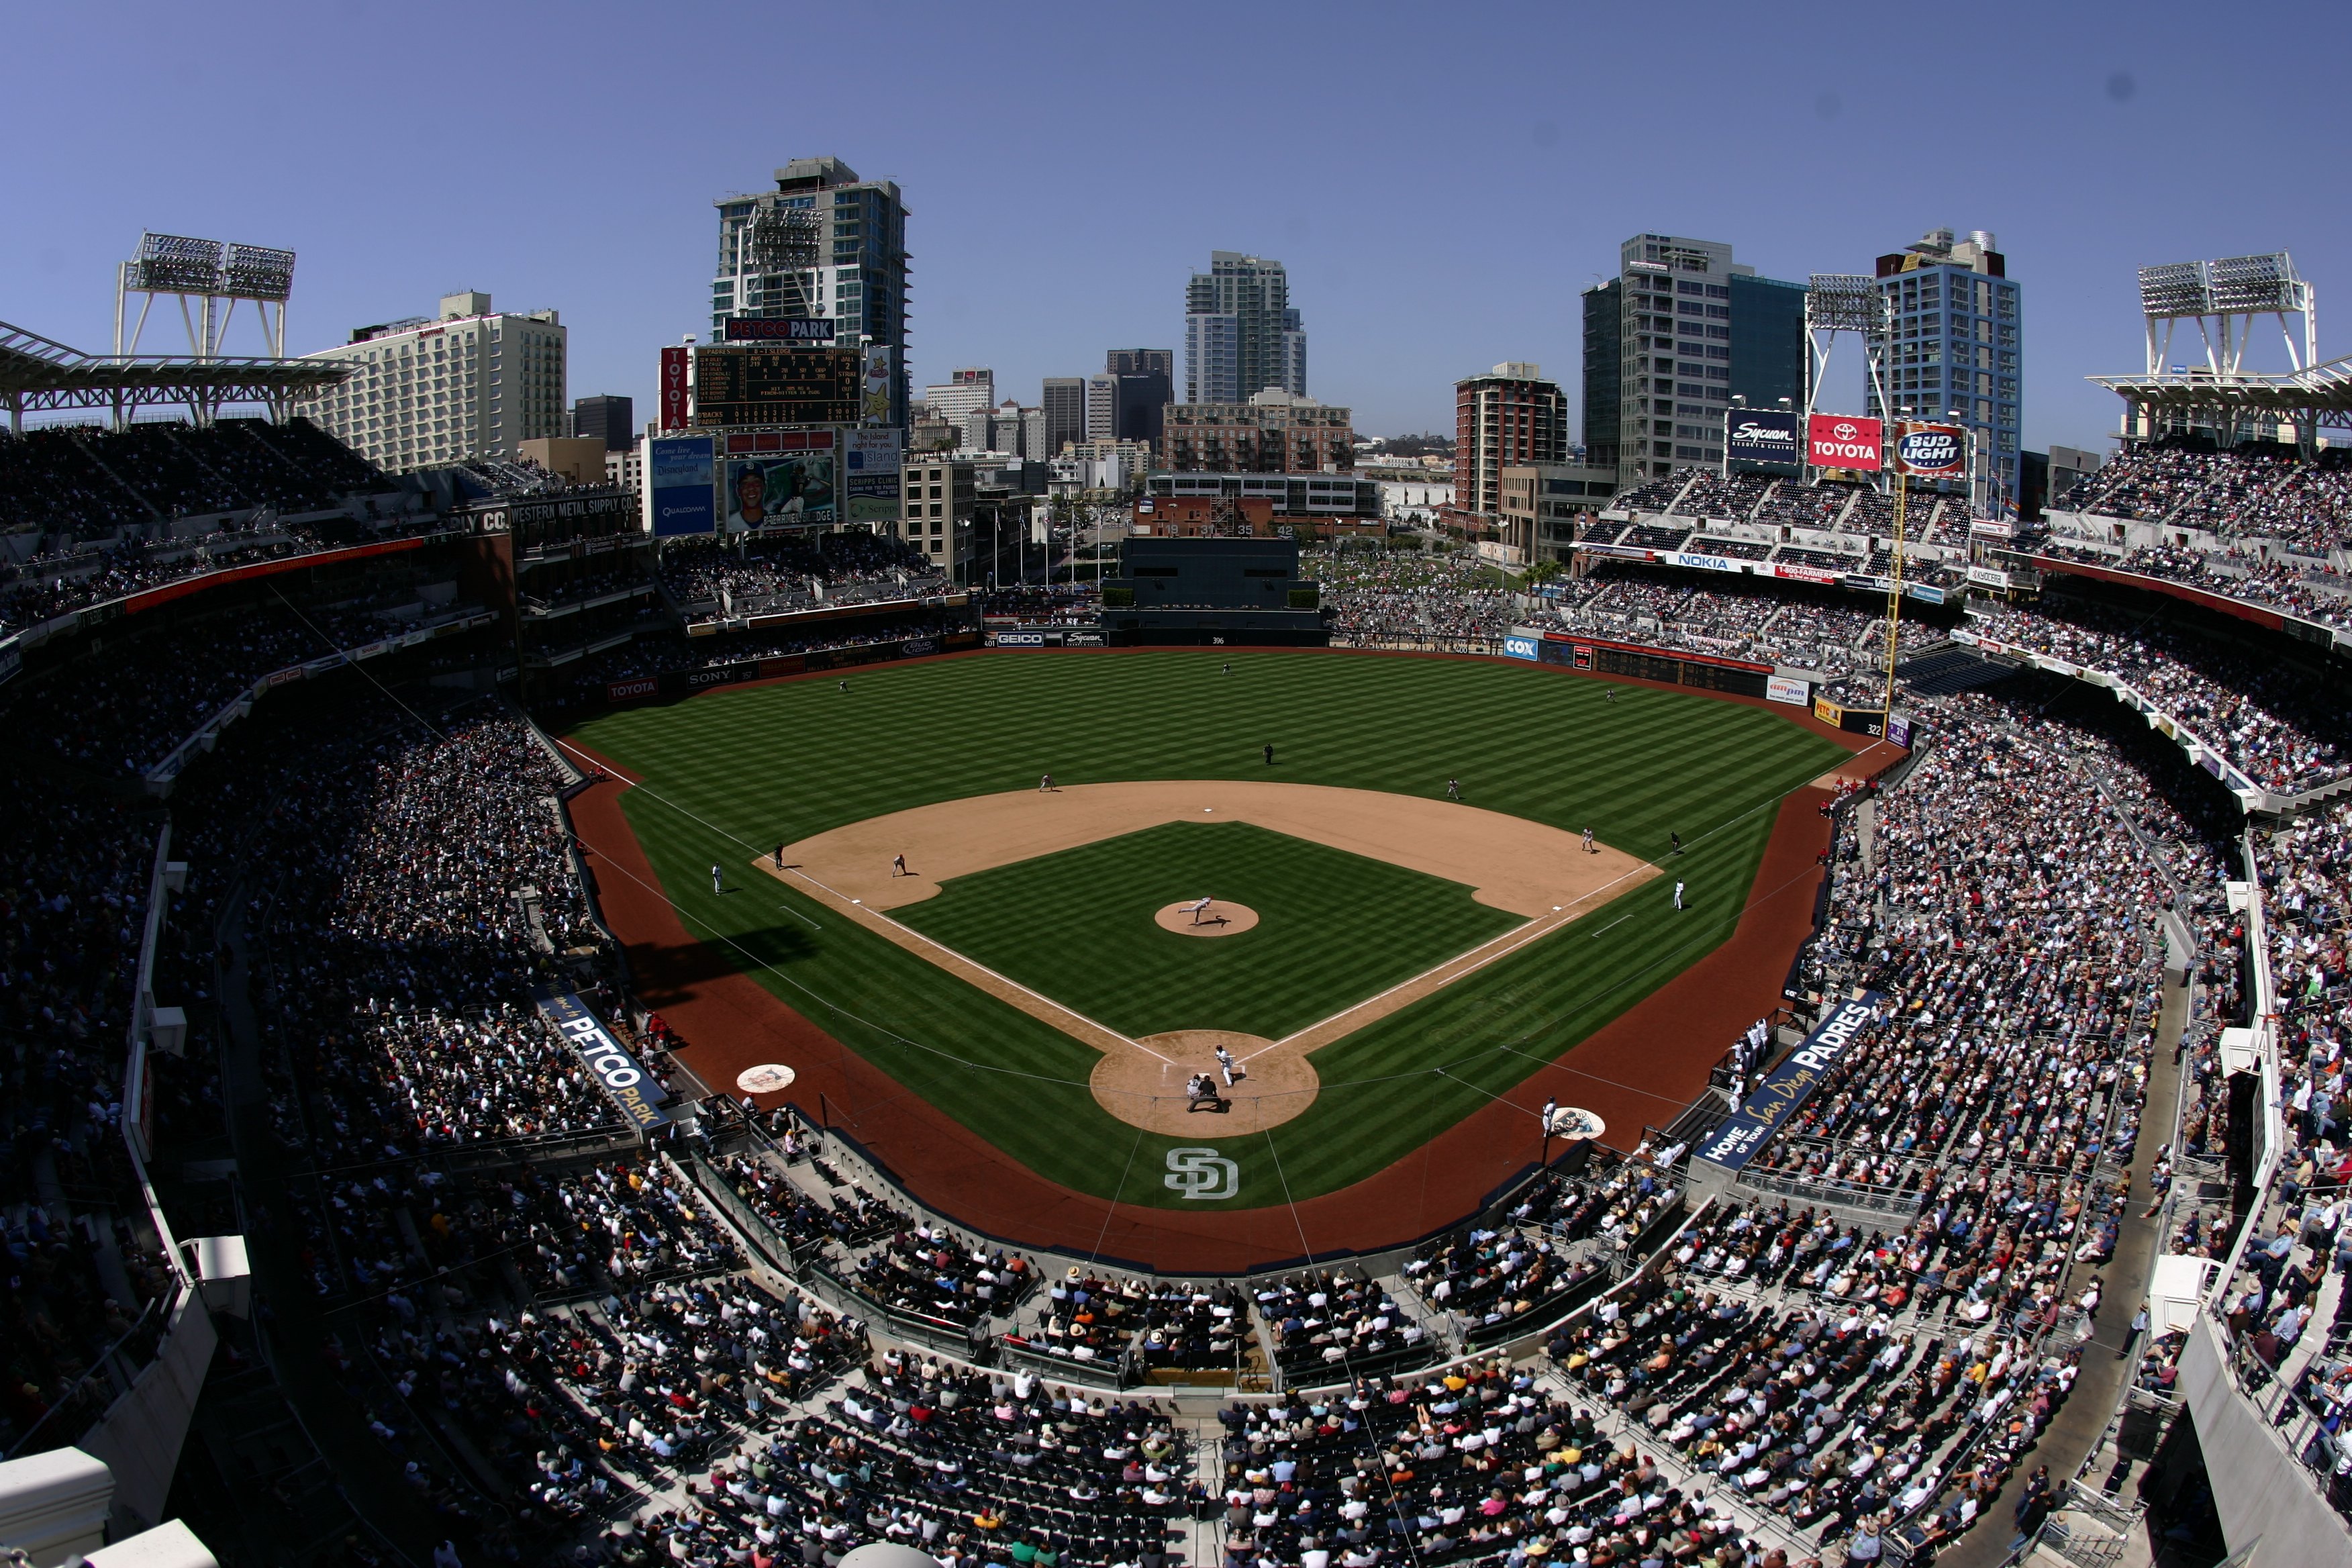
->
[1807,414,1883,471]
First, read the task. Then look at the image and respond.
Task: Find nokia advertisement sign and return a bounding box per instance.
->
[1724,409,1803,470]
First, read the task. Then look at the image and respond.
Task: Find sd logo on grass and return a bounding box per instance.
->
[1164,1147,1238,1200]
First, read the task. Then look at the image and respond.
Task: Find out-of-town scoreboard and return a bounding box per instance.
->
[691,344,861,428]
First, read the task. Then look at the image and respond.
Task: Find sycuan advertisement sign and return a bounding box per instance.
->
[1725,409,1803,468]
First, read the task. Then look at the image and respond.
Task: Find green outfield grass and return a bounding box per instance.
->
[895,820,1523,1040]
[562,649,1848,1208]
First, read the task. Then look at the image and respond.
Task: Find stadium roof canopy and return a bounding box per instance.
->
[1,317,348,430]
[2089,357,2352,431]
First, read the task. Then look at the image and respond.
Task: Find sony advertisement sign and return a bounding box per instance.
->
[1807,413,1883,472]
[1725,409,1803,468]
[534,987,676,1130]
[1695,991,1884,1170]
[649,435,718,536]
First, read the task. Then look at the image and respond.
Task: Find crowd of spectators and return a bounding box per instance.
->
[1303,546,1514,646]
[1968,597,2352,793]
[658,532,945,618]
[544,611,969,714]
[1254,1269,1430,1380]
[0,418,409,630]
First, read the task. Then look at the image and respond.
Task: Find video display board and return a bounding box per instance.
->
[693,345,861,428]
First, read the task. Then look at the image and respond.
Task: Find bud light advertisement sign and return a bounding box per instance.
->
[1894,422,1967,477]
[1726,409,1803,469]
[1807,413,1883,472]
[649,435,718,536]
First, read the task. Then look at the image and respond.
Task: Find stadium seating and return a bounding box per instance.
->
[659,532,946,618]
[0,418,409,630]
[1302,546,1516,648]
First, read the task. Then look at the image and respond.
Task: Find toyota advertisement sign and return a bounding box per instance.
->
[1894,422,1968,478]
[1807,414,1883,471]
[1725,409,1803,469]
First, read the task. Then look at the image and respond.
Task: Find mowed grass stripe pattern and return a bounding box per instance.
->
[897,821,1523,1040]
[569,650,1849,1207]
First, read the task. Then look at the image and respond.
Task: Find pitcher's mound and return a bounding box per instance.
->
[1153,900,1259,937]
[1091,1030,1317,1134]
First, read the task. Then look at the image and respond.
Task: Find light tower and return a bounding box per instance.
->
[113,232,297,405]
[1802,273,1892,422]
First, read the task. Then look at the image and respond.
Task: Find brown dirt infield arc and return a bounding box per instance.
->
[562,649,1897,1273]
[750,780,1657,1138]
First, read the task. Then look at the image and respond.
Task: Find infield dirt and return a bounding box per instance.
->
[754,780,1657,1134]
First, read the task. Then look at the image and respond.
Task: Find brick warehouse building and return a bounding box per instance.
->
[1157,390,1353,473]
[1447,361,1568,534]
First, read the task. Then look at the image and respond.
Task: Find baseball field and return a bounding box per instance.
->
[559,648,1859,1237]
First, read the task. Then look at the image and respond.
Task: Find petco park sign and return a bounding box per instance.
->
[1807,414,1883,472]
[534,986,676,1129]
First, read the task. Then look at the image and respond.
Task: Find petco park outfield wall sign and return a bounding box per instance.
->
[1694,989,1885,1171]
[1807,414,1882,472]
[533,986,675,1129]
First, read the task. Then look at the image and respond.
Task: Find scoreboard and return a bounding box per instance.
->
[693,345,861,428]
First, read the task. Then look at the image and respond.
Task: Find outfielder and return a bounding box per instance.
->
[711,863,724,895]
[1673,881,1685,910]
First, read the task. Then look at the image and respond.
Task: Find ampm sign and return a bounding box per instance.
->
[534,986,677,1130]
[1502,633,1542,661]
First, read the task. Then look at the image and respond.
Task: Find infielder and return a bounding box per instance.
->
[1580,827,1595,854]
[1184,895,1214,926]
[891,853,908,877]
[1673,881,1685,910]
[1038,772,1054,792]
[711,863,724,895]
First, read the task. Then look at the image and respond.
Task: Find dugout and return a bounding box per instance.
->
[1098,536,1328,646]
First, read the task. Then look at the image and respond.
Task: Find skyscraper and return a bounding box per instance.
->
[1040,377,1087,456]
[1581,234,1807,484]
[1867,228,2022,507]
[1453,364,1569,524]
[710,156,910,427]
[1091,350,1174,445]
[1183,253,1304,403]
[296,291,565,473]
[572,395,634,452]
[922,369,995,422]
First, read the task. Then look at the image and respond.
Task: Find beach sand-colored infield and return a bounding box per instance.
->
[757,781,1657,1134]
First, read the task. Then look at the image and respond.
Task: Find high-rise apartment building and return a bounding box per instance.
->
[1867,228,2022,507]
[1581,234,1808,484]
[1040,377,1087,457]
[1184,253,1304,403]
[571,394,634,452]
[710,156,909,427]
[1106,348,1174,378]
[295,291,565,473]
[922,368,995,422]
[1452,363,1569,525]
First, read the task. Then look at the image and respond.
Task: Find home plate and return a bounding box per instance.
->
[738,1063,797,1095]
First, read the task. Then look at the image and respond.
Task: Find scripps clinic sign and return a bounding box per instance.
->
[1693,990,1883,1172]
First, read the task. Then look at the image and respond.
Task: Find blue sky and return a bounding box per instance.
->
[7,1,2347,453]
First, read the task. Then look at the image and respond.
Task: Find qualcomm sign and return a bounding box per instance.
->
[1693,990,1883,1171]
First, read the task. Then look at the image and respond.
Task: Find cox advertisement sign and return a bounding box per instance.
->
[1894,422,1967,478]
[1807,414,1883,471]
[1503,633,1542,661]
[1725,409,1803,468]
[649,435,717,536]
